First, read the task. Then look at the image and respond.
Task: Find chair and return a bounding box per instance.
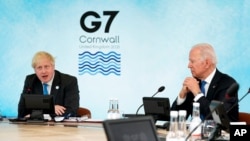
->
[238,112,250,125]
[77,107,91,118]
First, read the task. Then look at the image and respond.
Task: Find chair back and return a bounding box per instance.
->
[239,112,250,125]
[77,107,91,118]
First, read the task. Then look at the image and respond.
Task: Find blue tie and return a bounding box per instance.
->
[200,81,206,95]
[200,81,206,120]
[43,83,48,95]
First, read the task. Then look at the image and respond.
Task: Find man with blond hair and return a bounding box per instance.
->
[18,51,80,118]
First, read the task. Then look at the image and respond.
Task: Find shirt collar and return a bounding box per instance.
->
[204,68,216,85]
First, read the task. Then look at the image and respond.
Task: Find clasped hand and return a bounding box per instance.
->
[179,77,201,98]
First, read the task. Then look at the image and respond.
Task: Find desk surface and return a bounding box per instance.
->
[1,118,231,141]
[0,119,168,141]
[0,119,106,141]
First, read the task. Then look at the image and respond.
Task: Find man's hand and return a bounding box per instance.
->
[179,86,189,98]
[183,77,201,96]
[54,105,66,116]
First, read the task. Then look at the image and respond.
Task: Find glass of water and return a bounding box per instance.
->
[202,120,216,138]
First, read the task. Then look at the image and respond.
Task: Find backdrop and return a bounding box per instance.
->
[1,0,250,119]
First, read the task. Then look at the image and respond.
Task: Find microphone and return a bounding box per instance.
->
[26,88,32,94]
[226,85,250,113]
[24,77,35,94]
[135,86,165,115]
[225,82,239,99]
[185,82,245,141]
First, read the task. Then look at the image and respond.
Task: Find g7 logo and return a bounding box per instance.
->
[80,11,119,33]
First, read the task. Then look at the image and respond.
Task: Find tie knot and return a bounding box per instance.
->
[201,80,206,86]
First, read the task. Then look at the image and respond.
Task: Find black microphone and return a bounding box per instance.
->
[135,86,165,115]
[226,85,250,113]
[26,87,32,94]
[185,82,242,141]
[225,82,239,99]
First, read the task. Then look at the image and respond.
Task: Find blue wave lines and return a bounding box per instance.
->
[78,51,121,76]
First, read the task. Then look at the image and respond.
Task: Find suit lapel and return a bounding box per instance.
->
[206,69,221,100]
[31,76,44,94]
[51,71,61,96]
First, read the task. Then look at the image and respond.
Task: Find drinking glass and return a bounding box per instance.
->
[202,120,216,138]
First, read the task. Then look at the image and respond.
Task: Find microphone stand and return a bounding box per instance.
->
[226,88,250,113]
[135,104,144,115]
[135,91,159,115]
[135,86,165,115]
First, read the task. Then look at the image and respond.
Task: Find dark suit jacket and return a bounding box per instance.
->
[18,70,80,118]
[171,69,239,122]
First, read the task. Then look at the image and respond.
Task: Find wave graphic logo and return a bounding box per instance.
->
[78,51,121,76]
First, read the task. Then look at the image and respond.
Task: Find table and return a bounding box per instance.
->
[0,118,168,141]
[1,118,232,141]
[0,119,106,141]
[0,117,171,141]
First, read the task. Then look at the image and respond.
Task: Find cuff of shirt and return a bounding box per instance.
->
[193,93,204,102]
[177,95,186,105]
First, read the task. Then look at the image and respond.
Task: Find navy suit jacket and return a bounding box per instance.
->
[18,70,80,118]
[171,69,239,122]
